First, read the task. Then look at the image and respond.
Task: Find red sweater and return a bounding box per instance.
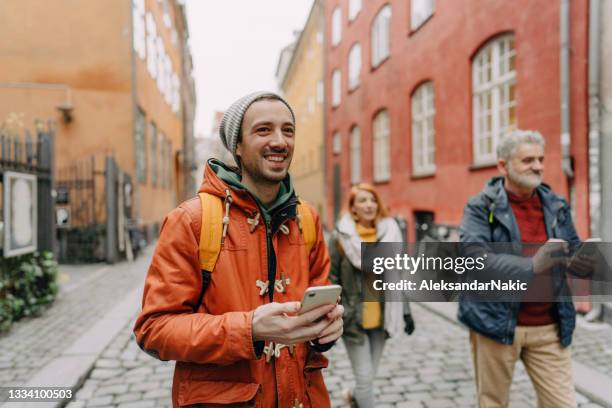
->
[507,190,556,326]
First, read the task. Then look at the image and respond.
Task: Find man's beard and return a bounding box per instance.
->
[241,155,290,185]
[507,164,542,190]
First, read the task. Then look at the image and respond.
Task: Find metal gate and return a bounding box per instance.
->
[0,121,55,256]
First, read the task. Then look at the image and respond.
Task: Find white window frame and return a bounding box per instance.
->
[411,0,435,31]
[132,0,146,59]
[348,43,362,91]
[373,110,390,182]
[172,73,180,113]
[348,0,362,21]
[472,34,516,165]
[150,122,158,186]
[331,7,342,47]
[156,36,165,92]
[332,69,341,107]
[146,13,158,78]
[350,126,361,184]
[371,5,392,68]
[316,80,324,104]
[332,132,341,155]
[411,81,436,176]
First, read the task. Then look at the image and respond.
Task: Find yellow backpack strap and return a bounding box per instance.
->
[198,192,223,273]
[297,199,316,254]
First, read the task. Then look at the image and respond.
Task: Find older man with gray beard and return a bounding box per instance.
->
[458,130,583,408]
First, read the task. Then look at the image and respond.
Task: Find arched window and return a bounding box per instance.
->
[331,7,342,46]
[472,34,516,165]
[348,43,362,90]
[332,69,342,107]
[348,0,362,21]
[371,5,392,67]
[332,131,342,155]
[411,81,436,175]
[373,110,390,182]
[411,0,435,30]
[350,126,361,184]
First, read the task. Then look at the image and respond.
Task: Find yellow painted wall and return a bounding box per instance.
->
[282,0,327,226]
[0,0,187,227]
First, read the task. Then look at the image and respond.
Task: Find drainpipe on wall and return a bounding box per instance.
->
[600,0,612,322]
[320,0,329,229]
[588,0,602,238]
[560,0,574,201]
[128,0,141,229]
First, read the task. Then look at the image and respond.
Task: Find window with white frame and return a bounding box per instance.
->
[132,0,146,59]
[156,37,166,95]
[332,132,341,155]
[472,34,516,165]
[316,80,324,104]
[150,122,158,186]
[350,126,361,184]
[332,69,341,107]
[146,13,158,78]
[411,0,434,30]
[162,0,172,28]
[172,73,180,113]
[348,43,361,90]
[348,0,362,21]
[411,82,436,175]
[373,110,390,182]
[371,5,392,68]
[159,133,166,188]
[331,7,342,47]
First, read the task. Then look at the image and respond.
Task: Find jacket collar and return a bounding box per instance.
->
[198,159,298,233]
[482,177,566,239]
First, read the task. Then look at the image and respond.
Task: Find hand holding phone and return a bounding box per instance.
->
[567,238,601,278]
[298,285,342,314]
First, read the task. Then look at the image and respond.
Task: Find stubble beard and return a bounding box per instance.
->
[242,156,291,186]
[507,163,542,190]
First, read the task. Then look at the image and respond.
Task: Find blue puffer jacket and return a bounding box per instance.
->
[458,177,580,347]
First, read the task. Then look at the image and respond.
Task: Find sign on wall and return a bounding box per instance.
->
[3,171,37,258]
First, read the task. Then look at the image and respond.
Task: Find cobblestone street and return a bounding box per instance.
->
[67,304,608,408]
[1,245,611,408]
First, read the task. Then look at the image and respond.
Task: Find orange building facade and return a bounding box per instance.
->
[0,0,196,234]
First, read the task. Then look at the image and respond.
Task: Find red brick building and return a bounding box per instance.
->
[324,0,590,240]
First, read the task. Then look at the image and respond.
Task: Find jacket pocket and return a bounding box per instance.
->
[303,351,330,408]
[178,380,260,407]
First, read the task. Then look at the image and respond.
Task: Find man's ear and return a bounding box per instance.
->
[235,143,242,158]
[497,159,508,176]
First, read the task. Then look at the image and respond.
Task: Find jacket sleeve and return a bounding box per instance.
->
[328,233,342,287]
[133,206,258,365]
[307,210,336,352]
[460,198,534,285]
[308,209,331,287]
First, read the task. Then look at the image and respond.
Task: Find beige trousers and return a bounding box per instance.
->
[470,324,577,408]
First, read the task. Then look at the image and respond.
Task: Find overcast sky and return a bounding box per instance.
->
[185,0,313,137]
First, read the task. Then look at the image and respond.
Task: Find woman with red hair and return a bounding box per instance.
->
[329,183,415,408]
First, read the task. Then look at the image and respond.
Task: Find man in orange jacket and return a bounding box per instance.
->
[134,91,343,407]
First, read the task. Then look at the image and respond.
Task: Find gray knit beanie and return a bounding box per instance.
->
[219,91,296,166]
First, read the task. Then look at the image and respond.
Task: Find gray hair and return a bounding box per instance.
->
[496,129,545,161]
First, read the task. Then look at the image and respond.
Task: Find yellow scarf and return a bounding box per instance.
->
[356,223,382,329]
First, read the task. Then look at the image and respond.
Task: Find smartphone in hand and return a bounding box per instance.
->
[298,285,342,315]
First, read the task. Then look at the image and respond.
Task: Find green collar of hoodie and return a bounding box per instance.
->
[207,158,296,223]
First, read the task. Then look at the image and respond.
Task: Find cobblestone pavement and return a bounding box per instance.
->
[68,303,605,408]
[573,317,612,378]
[0,245,154,387]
